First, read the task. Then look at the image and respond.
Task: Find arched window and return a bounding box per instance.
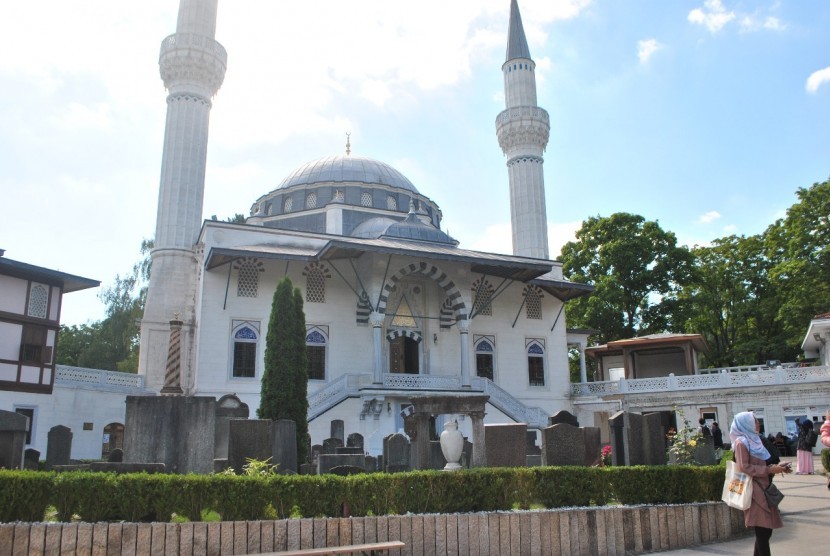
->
[303,263,330,303]
[472,278,494,317]
[306,325,328,380]
[524,285,543,320]
[334,189,345,202]
[387,195,398,210]
[235,257,263,298]
[231,321,259,378]
[305,191,317,209]
[527,339,545,386]
[283,197,293,212]
[475,336,495,380]
[361,192,373,207]
[27,283,48,319]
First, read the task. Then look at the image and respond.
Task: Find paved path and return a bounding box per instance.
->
[652,456,830,555]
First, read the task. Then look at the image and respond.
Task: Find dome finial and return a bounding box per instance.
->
[345,132,351,156]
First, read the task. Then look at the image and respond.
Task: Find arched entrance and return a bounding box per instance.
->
[102,422,124,459]
[387,330,423,374]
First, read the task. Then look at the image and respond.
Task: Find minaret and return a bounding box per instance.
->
[139,0,227,390]
[496,0,551,259]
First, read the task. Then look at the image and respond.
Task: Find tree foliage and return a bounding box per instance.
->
[258,276,309,463]
[560,213,694,343]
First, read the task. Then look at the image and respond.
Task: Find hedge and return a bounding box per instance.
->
[0,465,727,523]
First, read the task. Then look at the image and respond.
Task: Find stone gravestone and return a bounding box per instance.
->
[228,420,272,472]
[485,423,526,467]
[318,454,364,474]
[346,432,364,450]
[383,433,411,473]
[548,410,579,427]
[330,420,345,444]
[322,437,344,454]
[364,455,378,472]
[272,419,298,473]
[46,425,73,470]
[642,412,666,465]
[693,435,716,465]
[214,394,249,460]
[124,395,216,474]
[24,448,40,470]
[311,444,323,464]
[542,423,585,467]
[108,448,124,463]
[0,410,28,470]
[609,411,627,466]
[336,446,363,455]
[583,427,602,466]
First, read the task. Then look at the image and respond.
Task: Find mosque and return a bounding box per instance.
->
[133,0,592,453]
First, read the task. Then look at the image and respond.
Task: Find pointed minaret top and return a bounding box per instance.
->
[506,0,532,62]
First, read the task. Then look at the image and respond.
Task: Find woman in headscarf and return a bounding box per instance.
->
[730,411,791,556]
[795,418,815,474]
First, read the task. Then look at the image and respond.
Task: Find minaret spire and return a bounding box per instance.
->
[139,0,227,390]
[496,0,551,259]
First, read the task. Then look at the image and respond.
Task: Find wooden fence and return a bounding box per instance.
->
[0,502,747,556]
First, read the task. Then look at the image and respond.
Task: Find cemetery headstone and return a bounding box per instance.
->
[46,425,73,470]
[346,432,364,450]
[583,427,602,466]
[107,448,124,462]
[272,419,298,473]
[322,437,344,454]
[485,423,526,467]
[693,435,716,465]
[311,444,323,464]
[548,410,579,427]
[0,410,28,470]
[526,430,541,455]
[383,433,411,472]
[541,423,585,467]
[318,453,365,474]
[330,420,345,443]
[214,394,249,459]
[228,420,273,472]
[24,448,40,470]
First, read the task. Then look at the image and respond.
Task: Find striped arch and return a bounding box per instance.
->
[378,262,468,321]
[386,330,423,343]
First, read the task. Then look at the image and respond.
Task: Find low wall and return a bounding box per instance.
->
[0,502,748,556]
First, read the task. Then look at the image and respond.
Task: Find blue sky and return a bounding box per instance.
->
[1,0,828,326]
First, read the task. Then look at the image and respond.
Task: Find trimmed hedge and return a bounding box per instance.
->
[0,465,726,523]
[822,448,830,474]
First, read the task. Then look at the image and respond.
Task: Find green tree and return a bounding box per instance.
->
[560,213,694,343]
[679,235,786,367]
[764,178,830,356]
[258,276,309,463]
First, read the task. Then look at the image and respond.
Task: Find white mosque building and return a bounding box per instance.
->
[130,0,591,455]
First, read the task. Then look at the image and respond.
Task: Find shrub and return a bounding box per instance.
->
[821,448,830,474]
[0,470,53,522]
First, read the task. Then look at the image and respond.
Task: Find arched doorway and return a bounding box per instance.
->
[389,335,419,374]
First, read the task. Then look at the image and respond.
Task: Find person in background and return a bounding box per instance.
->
[821,409,830,448]
[698,418,712,437]
[711,421,724,461]
[795,419,815,474]
[730,411,791,556]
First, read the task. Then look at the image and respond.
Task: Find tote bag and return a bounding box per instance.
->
[722,460,753,510]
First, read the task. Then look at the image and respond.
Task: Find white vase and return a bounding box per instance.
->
[440,420,464,471]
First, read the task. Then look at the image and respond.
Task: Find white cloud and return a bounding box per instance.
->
[806,67,830,94]
[459,219,581,259]
[763,17,786,31]
[637,39,661,64]
[696,210,721,224]
[688,0,736,33]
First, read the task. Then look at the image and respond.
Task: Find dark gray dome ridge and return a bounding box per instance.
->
[276,155,419,193]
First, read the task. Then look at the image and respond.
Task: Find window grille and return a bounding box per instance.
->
[235,258,263,298]
[524,286,543,320]
[472,278,494,316]
[284,197,293,212]
[387,195,397,210]
[28,284,48,319]
[361,192,373,207]
[305,191,317,209]
[303,263,330,303]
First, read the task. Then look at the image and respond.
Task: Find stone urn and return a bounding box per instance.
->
[440,420,464,471]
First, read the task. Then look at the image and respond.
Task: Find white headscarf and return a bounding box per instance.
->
[729,411,770,460]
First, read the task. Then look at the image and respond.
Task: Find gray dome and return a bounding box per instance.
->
[276,155,419,193]
[351,217,399,239]
[382,213,457,245]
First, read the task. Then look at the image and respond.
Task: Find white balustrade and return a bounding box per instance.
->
[55,365,145,390]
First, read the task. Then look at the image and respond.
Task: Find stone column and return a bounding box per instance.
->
[469,410,487,467]
[578,341,588,384]
[370,311,384,384]
[458,320,471,388]
[161,317,184,395]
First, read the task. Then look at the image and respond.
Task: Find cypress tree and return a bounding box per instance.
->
[258,276,309,463]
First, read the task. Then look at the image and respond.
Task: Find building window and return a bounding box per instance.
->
[303,263,330,303]
[387,195,397,210]
[21,324,48,364]
[527,339,545,386]
[472,278,494,316]
[524,285,543,320]
[235,257,264,298]
[15,407,35,444]
[475,336,495,380]
[361,192,373,207]
[283,197,293,213]
[334,189,344,202]
[305,191,317,209]
[28,283,49,319]
[231,321,259,378]
[306,325,328,380]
